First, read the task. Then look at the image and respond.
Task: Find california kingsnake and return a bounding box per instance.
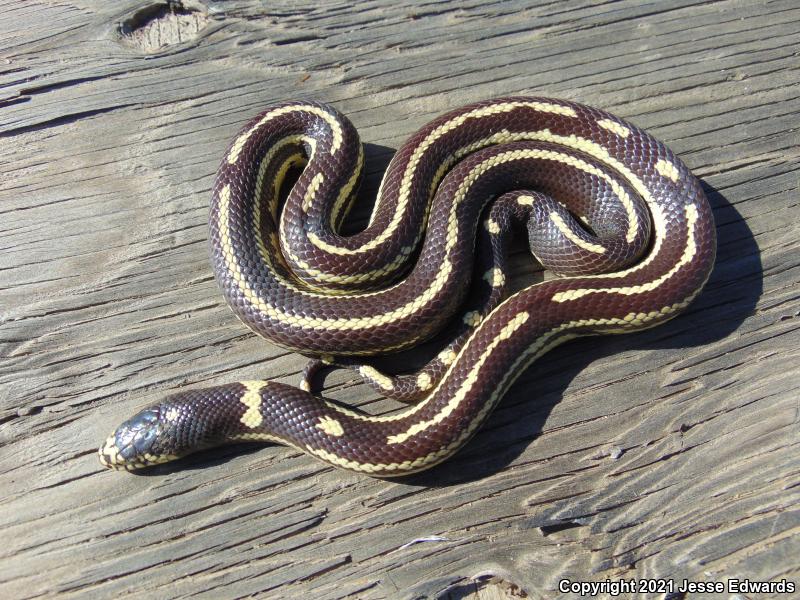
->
[98,97,715,476]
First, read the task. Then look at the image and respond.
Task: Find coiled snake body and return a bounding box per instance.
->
[99,97,715,476]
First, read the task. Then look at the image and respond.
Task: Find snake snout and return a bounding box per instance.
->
[98,407,172,470]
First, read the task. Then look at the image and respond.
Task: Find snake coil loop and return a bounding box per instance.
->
[99,97,715,476]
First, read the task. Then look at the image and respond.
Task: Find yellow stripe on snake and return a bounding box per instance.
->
[99,97,715,476]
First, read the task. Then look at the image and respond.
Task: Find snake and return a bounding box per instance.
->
[98,97,715,477]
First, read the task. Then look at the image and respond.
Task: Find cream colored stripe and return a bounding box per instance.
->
[307,291,700,473]
[254,134,313,219]
[253,112,649,290]
[301,172,325,212]
[296,121,643,282]
[386,311,529,444]
[597,118,630,138]
[251,134,311,293]
[311,101,578,256]
[226,145,646,330]
[359,366,394,391]
[416,372,432,391]
[655,158,680,182]
[485,218,501,234]
[317,416,345,437]
[247,141,396,301]
[483,267,506,287]
[517,195,534,206]
[467,130,640,244]
[242,154,354,300]
[519,128,663,266]
[463,311,482,327]
[239,381,268,428]
[552,203,698,302]
[230,432,283,443]
[438,348,457,365]
[549,212,607,254]
[222,132,662,336]
[228,104,343,165]
[222,147,515,330]
[330,144,364,229]
[283,243,413,286]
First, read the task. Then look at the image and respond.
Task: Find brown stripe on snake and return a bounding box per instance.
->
[99,97,715,476]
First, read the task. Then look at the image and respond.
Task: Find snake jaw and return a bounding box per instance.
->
[98,407,178,470]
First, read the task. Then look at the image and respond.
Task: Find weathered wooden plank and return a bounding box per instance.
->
[1,0,798,598]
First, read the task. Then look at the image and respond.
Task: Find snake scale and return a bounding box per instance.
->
[98,97,715,477]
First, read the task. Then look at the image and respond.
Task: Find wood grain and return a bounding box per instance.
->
[1,0,798,598]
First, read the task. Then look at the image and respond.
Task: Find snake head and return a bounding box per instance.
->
[98,406,180,471]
